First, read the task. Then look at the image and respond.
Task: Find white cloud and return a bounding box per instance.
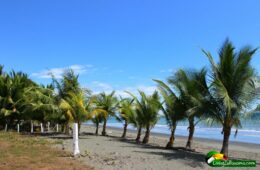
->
[114,85,157,98]
[91,81,113,91]
[160,69,175,73]
[88,81,157,98]
[31,64,91,79]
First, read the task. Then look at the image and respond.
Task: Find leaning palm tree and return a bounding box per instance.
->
[93,91,118,136]
[167,68,214,149]
[118,97,135,138]
[203,39,259,156]
[129,91,161,144]
[154,79,186,148]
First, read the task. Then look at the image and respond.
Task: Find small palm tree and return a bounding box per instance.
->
[92,113,104,135]
[154,80,186,148]
[0,68,35,129]
[94,91,118,136]
[24,84,58,123]
[59,90,88,133]
[123,96,144,142]
[203,39,259,156]
[129,91,161,144]
[118,97,135,138]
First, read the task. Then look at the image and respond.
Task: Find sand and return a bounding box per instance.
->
[50,125,260,170]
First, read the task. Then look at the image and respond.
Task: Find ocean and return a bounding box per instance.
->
[86,116,260,144]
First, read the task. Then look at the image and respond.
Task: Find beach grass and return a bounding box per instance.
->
[0,132,92,170]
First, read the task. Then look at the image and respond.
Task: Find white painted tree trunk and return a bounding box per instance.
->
[56,124,59,132]
[17,124,20,133]
[47,122,50,132]
[5,124,7,132]
[40,123,44,133]
[31,121,34,133]
[73,123,80,157]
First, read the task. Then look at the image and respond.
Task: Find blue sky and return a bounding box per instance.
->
[1,0,260,96]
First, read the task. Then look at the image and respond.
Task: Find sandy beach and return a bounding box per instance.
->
[49,125,260,170]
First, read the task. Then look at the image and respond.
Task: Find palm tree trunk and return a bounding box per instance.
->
[73,123,80,156]
[56,124,59,132]
[31,120,34,133]
[186,118,195,149]
[220,125,231,157]
[65,123,70,135]
[166,123,176,148]
[121,121,128,138]
[78,121,81,136]
[95,122,99,135]
[142,125,150,144]
[102,118,107,136]
[136,127,142,142]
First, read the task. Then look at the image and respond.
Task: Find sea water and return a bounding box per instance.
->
[86,117,260,144]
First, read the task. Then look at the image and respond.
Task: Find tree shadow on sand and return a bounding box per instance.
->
[134,150,205,168]
[108,135,260,167]
[107,135,206,168]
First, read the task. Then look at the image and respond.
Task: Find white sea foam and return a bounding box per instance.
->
[85,118,260,144]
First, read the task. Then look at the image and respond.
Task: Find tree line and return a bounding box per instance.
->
[0,39,259,157]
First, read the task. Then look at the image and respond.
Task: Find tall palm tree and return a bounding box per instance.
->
[94,91,118,136]
[154,80,186,148]
[129,91,161,144]
[203,39,259,156]
[53,69,91,134]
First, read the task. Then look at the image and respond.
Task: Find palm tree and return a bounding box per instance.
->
[129,91,161,144]
[123,95,144,142]
[167,68,213,149]
[0,68,35,130]
[118,97,135,138]
[203,39,259,156]
[23,84,59,127]
[154,80,186,148]
[94,91,118,136]
[59,90,88,133]
[53,69,91,134]
[92,113,104,135]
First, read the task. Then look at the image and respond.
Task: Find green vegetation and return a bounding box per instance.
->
[202,40,259,156]
[128,91,161,144]
[154,79,187,148]
[0,39,259,157]
[118,97,135,138]
[93,91,118,136]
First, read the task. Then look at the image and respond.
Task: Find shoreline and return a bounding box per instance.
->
[104,125,260,148]
[81,124,260,155]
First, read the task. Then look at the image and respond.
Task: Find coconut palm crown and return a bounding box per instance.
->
[203,39,259,156]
